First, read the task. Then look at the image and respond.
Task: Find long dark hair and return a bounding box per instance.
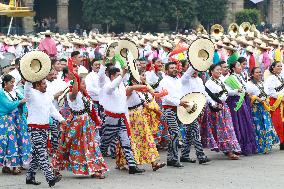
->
[2,74,15,88]
[229,61,238,74]
[269,61,280,74]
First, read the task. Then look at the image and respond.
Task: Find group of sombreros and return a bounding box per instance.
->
[16,36,212,124]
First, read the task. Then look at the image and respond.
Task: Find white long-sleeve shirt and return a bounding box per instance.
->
[264,74,284,98]
[100,75,128,114]
[246,81,267,101]
[24,82,64,125]
[85,71,100,102]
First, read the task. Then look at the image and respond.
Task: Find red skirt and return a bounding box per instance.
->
[269,97,284,143]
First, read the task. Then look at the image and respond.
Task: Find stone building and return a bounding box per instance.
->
[1,0,284,33]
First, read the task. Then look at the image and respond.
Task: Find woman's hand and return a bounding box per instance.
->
[20,98,28,105]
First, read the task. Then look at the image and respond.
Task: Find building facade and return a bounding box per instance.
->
[16,0,284,33]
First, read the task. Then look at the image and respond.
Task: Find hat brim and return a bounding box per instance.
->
[187,38,214,72]
[19,51,51,82]
[58,87,70,107]
[127,51,141,83]
[115,39,139,62]
[177,93,206,124]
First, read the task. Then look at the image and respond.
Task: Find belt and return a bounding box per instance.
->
[28,124,49,129]
[104,110,131,136]
[71,109,86,115]
[128,102,144,110]
[162,105,177,111]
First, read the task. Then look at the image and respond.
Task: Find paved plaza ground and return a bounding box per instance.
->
[1,148,284,189]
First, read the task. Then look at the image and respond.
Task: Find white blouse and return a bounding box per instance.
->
[127,91,145,108]
[205,78,236,106]
[67,92,86,112]
[246,81,267,101]
[264,74,284,98]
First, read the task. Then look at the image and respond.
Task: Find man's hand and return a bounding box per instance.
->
[180,100,189,108]
[54,91,64,100]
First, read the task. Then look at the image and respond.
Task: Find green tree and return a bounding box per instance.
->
[82,0,123,33]
[196,0,228,29]
[163,0,197,31]
[235,9,261,25]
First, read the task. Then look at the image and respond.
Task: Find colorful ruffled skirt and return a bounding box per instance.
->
[116,106,160,167]
[0,111,31,167]
[203,102,241,153]
[251,102,279,153]
[52,113,108,175]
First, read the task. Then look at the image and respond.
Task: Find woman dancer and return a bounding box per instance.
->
[0,74,31,174]
[247,67,279,154]
[205,64,241,160]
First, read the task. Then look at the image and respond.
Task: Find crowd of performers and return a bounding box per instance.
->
[0,31,284,187]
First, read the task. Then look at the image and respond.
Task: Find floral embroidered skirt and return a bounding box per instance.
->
[143,100,162,144]
[252,102,279,153]
[0,111,31,167]
[52,113,108,175]
[204,102,241,153]
[116,106,160,167]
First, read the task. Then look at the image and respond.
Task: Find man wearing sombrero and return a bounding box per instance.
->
[38,30,57,57]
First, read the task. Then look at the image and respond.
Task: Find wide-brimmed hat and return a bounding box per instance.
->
[246,46,254,54]
[269,39,280,46]
[127,51,141,83]
[235,36,250,46]
[115,39,140,83]
[177,93,206,124]
[258,43,270,50]
[40,30,54,36]
[187,38,214,72]
[160,41,173,49]
[115,39,139,62]
[19,51,51,82]
[151,41,159,49]
[223,44,237,51]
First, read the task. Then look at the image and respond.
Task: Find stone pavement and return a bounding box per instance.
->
[1,148,284,189]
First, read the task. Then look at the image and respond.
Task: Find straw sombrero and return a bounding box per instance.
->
[187,38,214,72]
[19,51,51,82]
[160,41,173,49]
[127,51,141,83]
[177,93,206,124]
[246,46,254,54]
[115,39,139,62]
[40,30,53,36]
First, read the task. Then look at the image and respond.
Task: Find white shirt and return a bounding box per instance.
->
[180,67,204,96]
[67,92,87,111]
[85,71,100,101]
[157,68,193,107]
[264,74,284,98]
[246,81,267,101]
[100,75,128,114]
[127,91,145,108]
[145,70,165,89]
[24,82,64,125]
[205,78,237,106]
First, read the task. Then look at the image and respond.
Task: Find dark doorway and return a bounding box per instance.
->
[33,0,57,32]
[68,0,83,33]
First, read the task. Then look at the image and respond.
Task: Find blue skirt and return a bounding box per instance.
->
[251,102,279,153]
[0,111,32,167]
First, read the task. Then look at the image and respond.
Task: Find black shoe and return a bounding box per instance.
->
[199,157,211,164]
[280,143,284,150]
[48,176,61,187]
[26,179,41,185]
[180,157,196,163]
[129,166,145,174]
[167,160,184,167]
